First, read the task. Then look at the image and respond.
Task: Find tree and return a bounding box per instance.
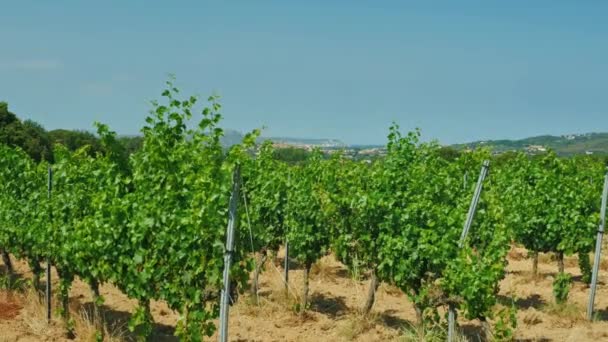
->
[48,129,102,155]
[118,135,144,155]
[437,146,461,161]
[0,102,52,161]
[272,146,310,164]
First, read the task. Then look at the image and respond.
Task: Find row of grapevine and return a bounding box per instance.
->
[0,82,259,341]
[242,127,515,338]
[497,152,604,304]
[1,81,607,340]
[244,126,606,340]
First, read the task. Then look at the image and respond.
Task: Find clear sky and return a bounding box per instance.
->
[1,1,607,145]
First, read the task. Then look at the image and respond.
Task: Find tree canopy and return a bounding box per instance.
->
[0,101,142,162]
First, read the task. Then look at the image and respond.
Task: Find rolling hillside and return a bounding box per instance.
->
[452,132,608,156]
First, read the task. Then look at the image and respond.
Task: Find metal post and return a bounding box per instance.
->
[458,160,490,248]
[284,241,289,294]
[46,166,52,323]
[447,305,456,341]
[284,173,291,295]
[219,166,241,342]
[587,170,608,321]
[448,160,490,341]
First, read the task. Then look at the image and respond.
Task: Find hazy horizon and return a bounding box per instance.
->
[2,1,607,145]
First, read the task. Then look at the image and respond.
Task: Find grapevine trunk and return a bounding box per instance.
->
[250,251,268,302]
[302,261,312,313]
[532,252,539,277]
[362,268,379,314]
[557,251,565,274]
[1,250,13,275]
[91,280,104,337]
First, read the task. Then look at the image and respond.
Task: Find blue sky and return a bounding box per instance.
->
[1,1,607,145]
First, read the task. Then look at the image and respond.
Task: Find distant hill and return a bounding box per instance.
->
[222,128,608,156]
[219,129,346,148]
[451,133,608,156]
[260,136,346,148]
[219,129,247,147]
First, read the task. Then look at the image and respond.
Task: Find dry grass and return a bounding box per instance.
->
[564,256,579,268]
[379,283,404,297]
[238,260,302,319]
[14,286,129,341]
[7,245,608,341]
[337,311,381,340]
[600,258,608,272]
[507,247,526,261]
[268,264,302,309]
[398,322,469,342]
[72,305,129,342]
[542,302,586,326]
[20,289,63,338]
[537,253,555,264]
[535,252,578,269]
[522,308,543,326]
[310,255,339,283]
[512,269,546,286]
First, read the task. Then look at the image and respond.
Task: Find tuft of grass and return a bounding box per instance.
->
[512,269,545,285]
[564,256,579,268]
[0,274,29,292]
[17,286,127,341]
[268,267,301,311]
[379,283,403,297]
[599,258,608,272]
[508,247,526,261]
[72,304,128,342]
[398,322,470,342]
[337,311,380,340]
[238,262,302,319]
[20,288,61,337]
[543,302,585,325]
[310,255,339,283]
[522,308,543,326]
[537,253,555,265]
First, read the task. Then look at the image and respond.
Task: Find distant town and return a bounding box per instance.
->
[268,139,387,160]
[264,132,608,158]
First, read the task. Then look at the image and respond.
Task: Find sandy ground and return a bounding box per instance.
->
[1,246,608,341]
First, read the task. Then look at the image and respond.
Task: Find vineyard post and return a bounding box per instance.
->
[46,166,52,323]
[219,165,241,342]
[284,173,291,295]
[448,160,490,342]
[587,169,608,321]
[284,240,289,294]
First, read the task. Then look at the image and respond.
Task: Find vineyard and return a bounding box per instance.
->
[1,83,608,342]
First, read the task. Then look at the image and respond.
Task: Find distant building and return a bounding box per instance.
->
[526,145,547,153]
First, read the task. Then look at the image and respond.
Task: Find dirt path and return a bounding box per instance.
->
[1,246,608,341]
